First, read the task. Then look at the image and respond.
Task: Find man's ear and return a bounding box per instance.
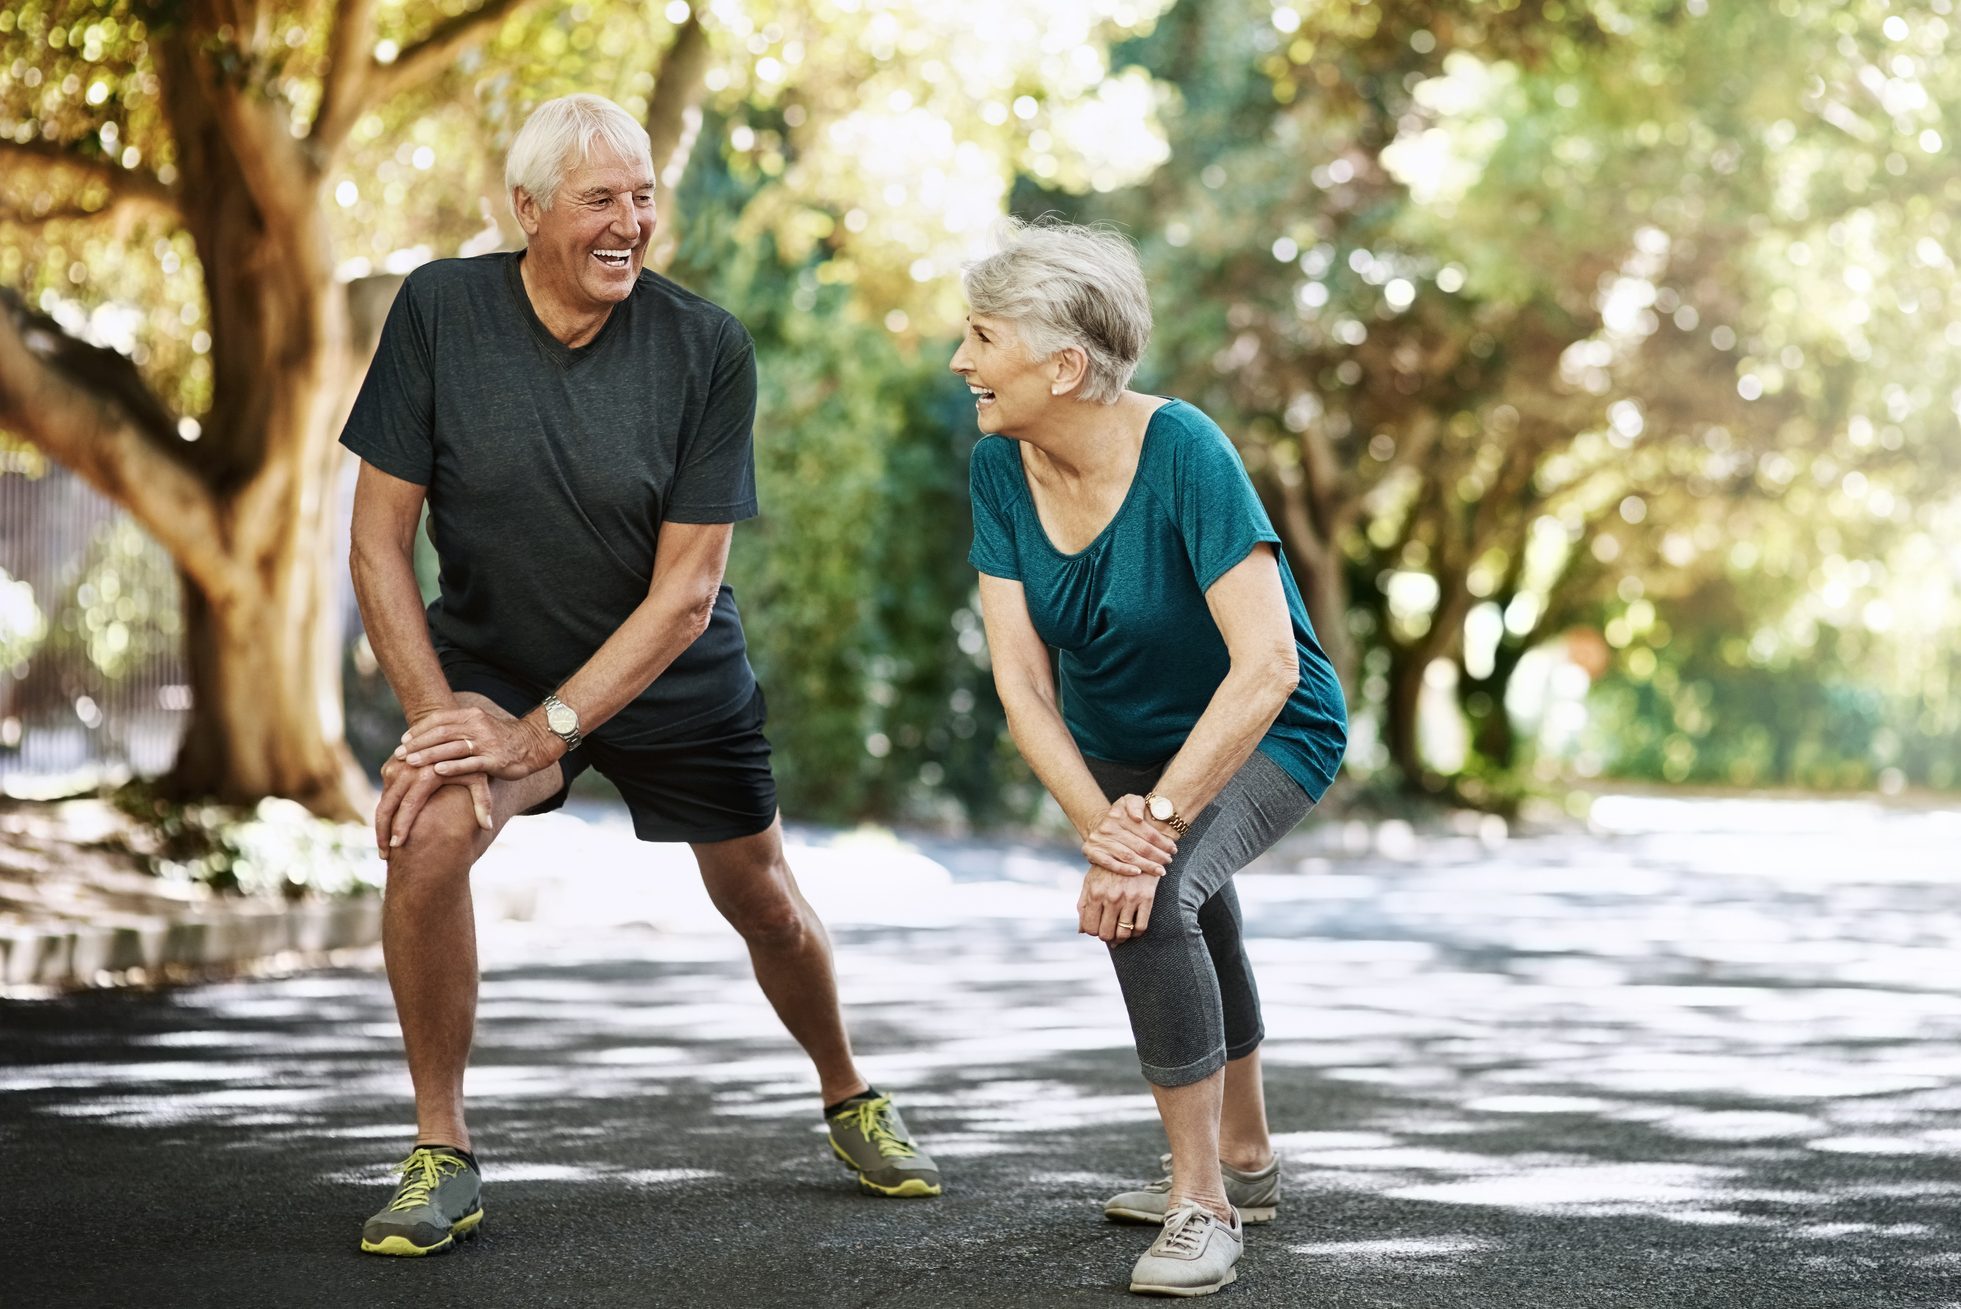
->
[1049,345,1090,397]
[512,188,541,238]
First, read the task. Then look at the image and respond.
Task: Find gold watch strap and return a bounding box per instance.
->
[1145,791,1190,837]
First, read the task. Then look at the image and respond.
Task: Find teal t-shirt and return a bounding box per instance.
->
[967,399,1347,801]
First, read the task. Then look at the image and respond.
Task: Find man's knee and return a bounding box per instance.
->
[385,789,484,887]
[718,870,808,950]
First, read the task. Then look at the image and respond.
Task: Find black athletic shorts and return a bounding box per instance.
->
[442,659,779,845]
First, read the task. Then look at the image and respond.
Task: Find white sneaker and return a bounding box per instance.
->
[1105,1152,1280,1225]
[1128,1202,1243,1297]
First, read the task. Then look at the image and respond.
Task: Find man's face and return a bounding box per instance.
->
[518,141,656,312]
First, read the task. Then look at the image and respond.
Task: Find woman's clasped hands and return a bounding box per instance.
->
[1077,793,1179,945]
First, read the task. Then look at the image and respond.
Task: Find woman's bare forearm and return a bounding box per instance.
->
[1152,657,1298,816]
[998,682,1120,838]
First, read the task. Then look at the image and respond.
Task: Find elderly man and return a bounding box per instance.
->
[342,93,939,1257]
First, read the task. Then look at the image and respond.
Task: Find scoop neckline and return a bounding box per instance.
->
[1013,398,1180,561]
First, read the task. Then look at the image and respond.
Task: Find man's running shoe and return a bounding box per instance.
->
[1105,1153,1279,1225]
[826,1094,942,1197]
[360,1145,483,1256]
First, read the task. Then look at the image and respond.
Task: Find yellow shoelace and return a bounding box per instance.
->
[387,1149,466,1213]
[838,1096,917,1160]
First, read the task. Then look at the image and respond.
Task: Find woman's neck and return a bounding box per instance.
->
[1019,392,1151,485]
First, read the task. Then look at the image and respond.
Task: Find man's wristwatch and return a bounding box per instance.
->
[540,691,583,751]
[1144,791,1189,837]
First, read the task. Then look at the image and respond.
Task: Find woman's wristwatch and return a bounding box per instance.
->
[1144,791,1189,836]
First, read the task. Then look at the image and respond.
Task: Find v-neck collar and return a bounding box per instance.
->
[504,251,627,369]
[1015,399,1177,560]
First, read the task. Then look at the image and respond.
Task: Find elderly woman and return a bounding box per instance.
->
[953,220,1347,1297]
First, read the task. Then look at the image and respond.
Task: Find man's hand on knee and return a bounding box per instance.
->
[376,754,492,856]
[398,700,561,785]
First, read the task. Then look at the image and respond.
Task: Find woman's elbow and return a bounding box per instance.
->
[1251,648,1300,703]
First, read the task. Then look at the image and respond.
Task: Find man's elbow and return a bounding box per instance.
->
[681,584,719,642]
[347,533,385,586]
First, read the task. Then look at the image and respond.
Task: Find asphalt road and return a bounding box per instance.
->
[1,794,1957,1308]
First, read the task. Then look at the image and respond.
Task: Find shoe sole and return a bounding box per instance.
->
[360,1206,484,1256]
[1129,1266,1238,1297]
[829,1137,943,1198]
[1107,1205,1274,1225]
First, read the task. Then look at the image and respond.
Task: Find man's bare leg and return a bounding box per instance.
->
[382,742,563,1151]
[692,816,865,1104]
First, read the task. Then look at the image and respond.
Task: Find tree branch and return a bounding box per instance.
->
[646,9,710,184]
[0,290,231,602]
[644,9,713,271]
[0,137,179,218]
[367,0,538,111]
[312,0,383,153]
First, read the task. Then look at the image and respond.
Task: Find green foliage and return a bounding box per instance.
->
[1072,0,1961,797]
[6,0,1957,820]
[43,517,180,682]
[0,567,47,673]
[672,133,1026,825]
[109,783,377,898]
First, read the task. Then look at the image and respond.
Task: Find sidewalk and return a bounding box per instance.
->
[2,793,1956,1306]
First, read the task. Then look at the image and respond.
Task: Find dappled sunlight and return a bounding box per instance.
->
[3,793,1960,1296]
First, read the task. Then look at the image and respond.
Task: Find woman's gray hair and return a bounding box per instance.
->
[960,217,1153,405]
[505,93,654,217]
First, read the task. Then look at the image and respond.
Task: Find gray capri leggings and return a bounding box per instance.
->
[1085,750,1313,1088]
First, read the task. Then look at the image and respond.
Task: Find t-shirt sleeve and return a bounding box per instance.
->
[1173,415,1282,593]
[966,438,1021,580]
[339,275,435,484]
[666,320,760,523]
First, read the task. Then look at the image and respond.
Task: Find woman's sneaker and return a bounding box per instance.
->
[1105,1153,1279,1225]
[1129,1202,1243,1297]
[360,1146,483,1256]
[826,1093,942,1197]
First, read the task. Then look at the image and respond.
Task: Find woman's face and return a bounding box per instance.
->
[948,313,1051,434]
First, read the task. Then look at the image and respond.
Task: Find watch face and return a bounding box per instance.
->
[547,702,578,734]
[1149,794,1173,821]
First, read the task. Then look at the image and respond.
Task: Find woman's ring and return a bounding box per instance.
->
[465,737,475,753]
[1118,919,1135,930]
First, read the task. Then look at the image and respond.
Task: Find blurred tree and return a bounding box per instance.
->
[0,0,590,815]
[0,0,1168,823]
[1076,0,1958,798]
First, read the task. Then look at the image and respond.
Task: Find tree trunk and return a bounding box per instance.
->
[1385,645,1432,789]
[1460,644,1525,773]
[0,0,550,820]
[1296,543,1356,696]
[172,550,365,814]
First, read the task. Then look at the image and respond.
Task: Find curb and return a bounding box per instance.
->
[0,896,382,991]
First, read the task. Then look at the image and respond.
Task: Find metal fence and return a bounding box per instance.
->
[0,438,188,783]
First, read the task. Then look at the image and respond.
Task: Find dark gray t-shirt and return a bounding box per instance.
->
[339,252,761,742]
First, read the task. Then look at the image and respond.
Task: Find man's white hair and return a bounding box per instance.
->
[505,93,654,218]
[960,217,1153,405]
